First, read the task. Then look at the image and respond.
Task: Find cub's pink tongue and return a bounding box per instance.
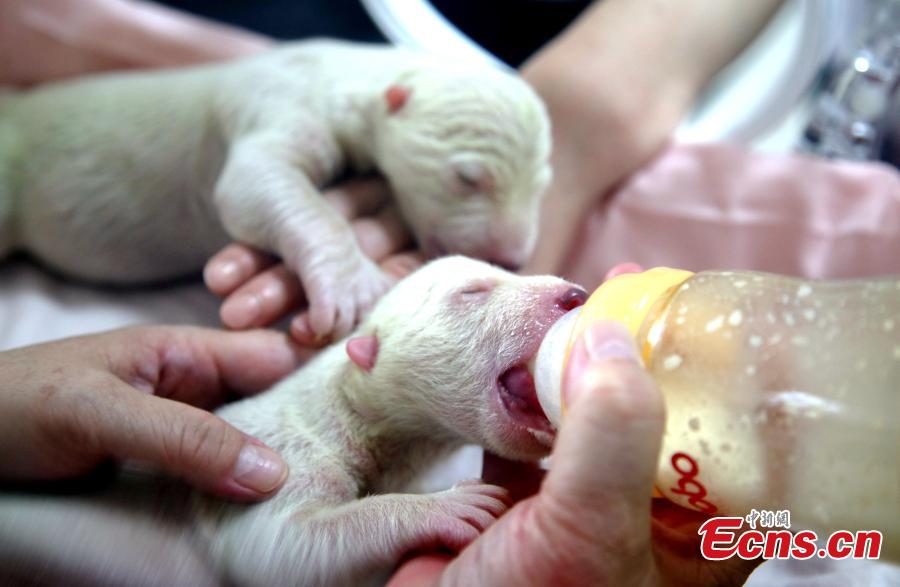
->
[499,365,545,417]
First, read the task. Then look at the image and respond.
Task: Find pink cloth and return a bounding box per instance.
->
[563,143,900,288]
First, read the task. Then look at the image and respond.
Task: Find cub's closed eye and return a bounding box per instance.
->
[460,279,494,295]
[453,160,494,195]
[456,168,481,189]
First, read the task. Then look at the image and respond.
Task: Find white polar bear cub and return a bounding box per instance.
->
[0,257,588,587]
[0,40,552,339]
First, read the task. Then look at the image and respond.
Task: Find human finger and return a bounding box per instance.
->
[218,265,305,330]
[542,319,664,527]
[351,205,413,262]
[204,243,277,297]
[323,176,392,220]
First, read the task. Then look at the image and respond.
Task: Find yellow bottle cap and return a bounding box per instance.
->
[565,267,693,500]
[567,267,694,363]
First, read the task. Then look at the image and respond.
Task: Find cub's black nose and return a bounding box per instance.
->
[557,287,588,312]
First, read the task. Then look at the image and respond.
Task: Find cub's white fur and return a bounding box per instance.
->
[0,257,584,586]
[0,40,551,338]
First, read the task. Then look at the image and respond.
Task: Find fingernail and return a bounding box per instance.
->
[290,316,319,346]
[583,320,639,362]
[564,320,638,407]
[221,294,262,329]
[259,283,282,301]
[204,260,241,291]
[603,262,643,282]
[231,444,287,494]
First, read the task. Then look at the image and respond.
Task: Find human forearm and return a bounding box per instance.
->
[547,0,784,113]
[522,0,783,276]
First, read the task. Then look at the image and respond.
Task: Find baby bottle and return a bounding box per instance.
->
[533,268,900,560]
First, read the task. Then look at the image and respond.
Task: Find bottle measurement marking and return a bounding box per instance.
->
[668,452,718,515]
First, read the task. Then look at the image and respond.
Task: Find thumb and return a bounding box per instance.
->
[542,320,665,529]
[95,383,288,500]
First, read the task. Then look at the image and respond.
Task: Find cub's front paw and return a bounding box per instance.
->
[417,481,511,552]
[302,255,393,342]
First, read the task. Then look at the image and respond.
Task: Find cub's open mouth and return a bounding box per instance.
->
[498,364,553,434]
[494,286,587,440]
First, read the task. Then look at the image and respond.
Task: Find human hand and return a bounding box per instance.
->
[0,0,271,86]
[388,320,761,586]
[204,177,425,346]
[0,326,307,500]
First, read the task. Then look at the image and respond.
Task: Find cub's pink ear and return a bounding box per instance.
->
[346,335,379,373]
[385,85,411,114]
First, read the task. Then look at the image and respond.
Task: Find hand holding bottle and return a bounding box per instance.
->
[535,266,900,561]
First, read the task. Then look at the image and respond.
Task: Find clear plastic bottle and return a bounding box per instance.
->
[533,268,900,560]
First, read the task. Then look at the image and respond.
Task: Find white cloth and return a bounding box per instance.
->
[0,259,219,351]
